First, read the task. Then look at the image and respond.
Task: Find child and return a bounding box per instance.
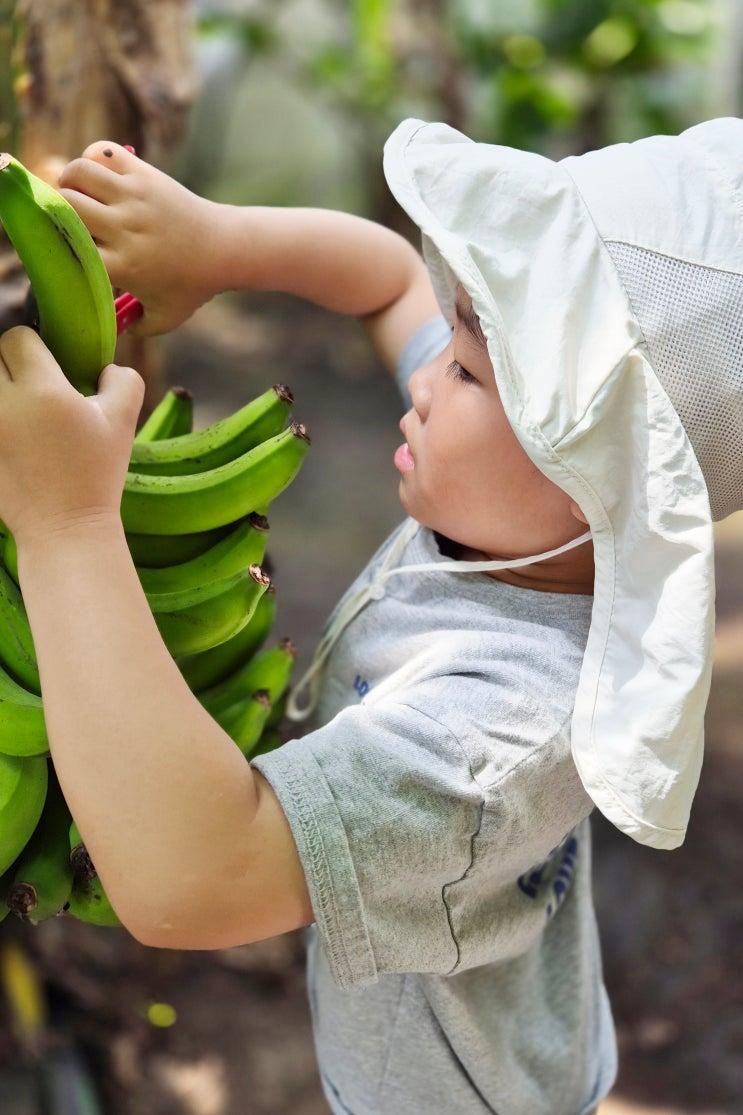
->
[0,112,738,1114]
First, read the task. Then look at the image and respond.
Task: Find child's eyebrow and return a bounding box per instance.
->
[454,290,487,348]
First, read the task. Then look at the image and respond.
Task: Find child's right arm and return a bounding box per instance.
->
[58,141,442,378]
[215,204,444,381]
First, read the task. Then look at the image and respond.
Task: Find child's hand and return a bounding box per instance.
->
[0,327,144,547]
[57,141,221,337]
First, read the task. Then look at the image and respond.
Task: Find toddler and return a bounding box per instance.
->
[0,112,739,1115]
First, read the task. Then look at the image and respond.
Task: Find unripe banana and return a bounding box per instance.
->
[64,875,122,927]
[0,754,48,876]
[6,769,73,923]
[0,153,116,394]
[66,822,122,928]
[0,865,17,924]
[264,689,287,730]
[128,384,294,475]
[1,530,18,585]
[0,563,39,693]
[121,422,310,535]
[68,820,89,877]
[249,726,283,760]
[126,524,232,569]
[0,660,48,757]
[218,689,273,757]
[135,386,193,443]
[176,588,276,692]
[200,638,296,719]
[154,564,272,657]
[139,513,269,609]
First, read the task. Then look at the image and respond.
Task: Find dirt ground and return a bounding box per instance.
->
[0,291,740,1114]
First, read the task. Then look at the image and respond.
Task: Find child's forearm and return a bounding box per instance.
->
[16,518,260,945]
[212,204,421,319]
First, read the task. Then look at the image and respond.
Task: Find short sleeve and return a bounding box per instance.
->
[250,699,482,991]
[396,315,452,407]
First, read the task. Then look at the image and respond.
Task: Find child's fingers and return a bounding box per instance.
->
[58,188,117,244]
[0,327,64,388]
[96,245,124,288]
[58,156,129,205]
[79,140,138,174]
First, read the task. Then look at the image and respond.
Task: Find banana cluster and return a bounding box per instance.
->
[0,153,311,929]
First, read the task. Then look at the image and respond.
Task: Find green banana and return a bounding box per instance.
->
[128,384,294,475]
[200,638,296,719]
[249,726,283,760]
[126,524,232,569]
[1,530,18,585]
[68,820,91,880]
[0,659,48,757]
[218,689,273,757]
[138,513,269,609]
[264,688,287,729]
[154,564,271,657]
[135,386,193,443]
[176,588,276,692]
[144,566,250,617]
[121,421,310,535]
[64,874,122,927]
[0,153,116,395]
[66,821,122,928]
[0,865,17,923]
[0,563,39,693]
[3,512,267,593]
[6,767,73,923]
[0,753,48,876]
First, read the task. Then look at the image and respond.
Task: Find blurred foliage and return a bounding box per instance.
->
[194,0,720,165]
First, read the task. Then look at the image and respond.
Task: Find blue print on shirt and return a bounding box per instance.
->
[517,831,579,920]
[353,674,370,699]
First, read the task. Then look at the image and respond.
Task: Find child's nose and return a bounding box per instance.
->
[408,359,437,417]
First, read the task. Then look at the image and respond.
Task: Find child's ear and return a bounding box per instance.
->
[569,500,588,525]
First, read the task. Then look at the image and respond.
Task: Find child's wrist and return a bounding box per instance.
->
[208,202,264,297]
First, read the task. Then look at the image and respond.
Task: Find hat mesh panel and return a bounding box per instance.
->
[605,240,743,522]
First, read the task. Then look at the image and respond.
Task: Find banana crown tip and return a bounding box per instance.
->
[289,421,311,445]
[248,512,270,531]
[249,563,272,588]
[6,882,37,918]
[253,689,272,707]
[172,386,193,401]
[274,383,294,405]
[279,636,297,657]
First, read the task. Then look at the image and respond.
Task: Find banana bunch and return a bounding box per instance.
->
[0,154,311,929]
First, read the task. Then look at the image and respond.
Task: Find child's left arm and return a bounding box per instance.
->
[0,327,313,947]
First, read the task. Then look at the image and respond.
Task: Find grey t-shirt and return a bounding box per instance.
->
[251,316,618,1114]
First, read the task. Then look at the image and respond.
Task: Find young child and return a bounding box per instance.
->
[0,112,738,1114]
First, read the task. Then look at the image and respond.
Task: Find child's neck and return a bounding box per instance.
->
[432,531,594,596]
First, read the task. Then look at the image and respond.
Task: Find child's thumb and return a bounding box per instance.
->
[96,363,145,431]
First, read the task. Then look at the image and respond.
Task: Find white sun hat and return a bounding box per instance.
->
[372,115,743,852]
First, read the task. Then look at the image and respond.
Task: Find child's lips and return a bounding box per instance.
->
[394,442,415,471]
[396,416,415,469]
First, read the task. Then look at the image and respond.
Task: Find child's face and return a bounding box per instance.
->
[396,283,595,595]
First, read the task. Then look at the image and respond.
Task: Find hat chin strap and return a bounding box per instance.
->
[285,523,593,723]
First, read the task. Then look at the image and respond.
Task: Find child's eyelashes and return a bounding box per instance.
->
[445,358,476,385]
